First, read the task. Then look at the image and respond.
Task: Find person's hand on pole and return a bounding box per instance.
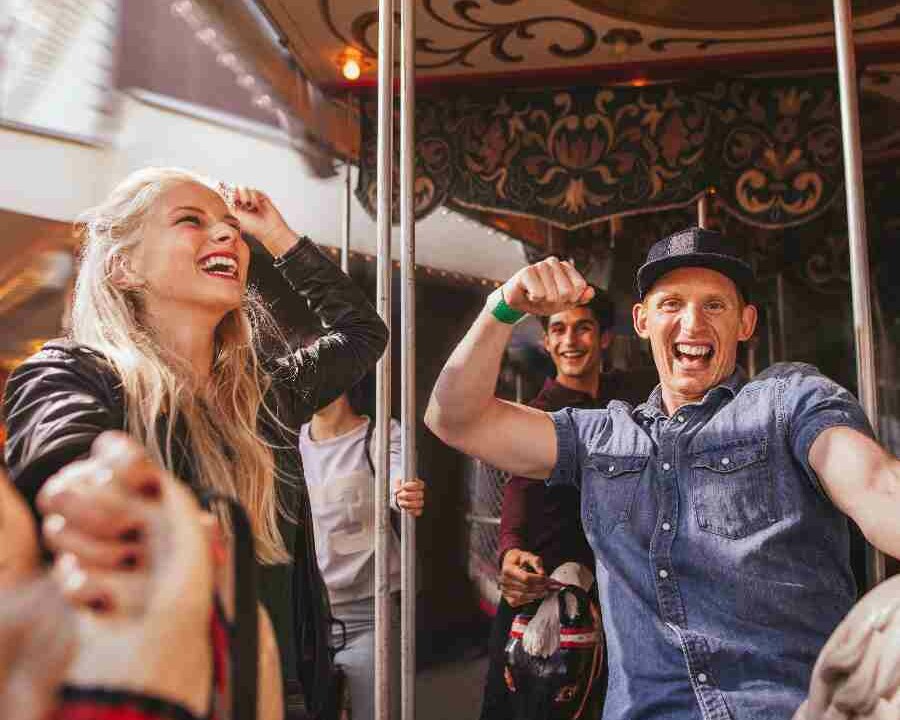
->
[393,478,425,517]
[500,549,550,607]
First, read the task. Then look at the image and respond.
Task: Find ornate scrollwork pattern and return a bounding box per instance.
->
[648,12,900,52]
[341,0,597,69]
[711,82,843,227]
[357,76,857,229]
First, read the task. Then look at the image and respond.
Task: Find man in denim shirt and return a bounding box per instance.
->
[426,228,900,720]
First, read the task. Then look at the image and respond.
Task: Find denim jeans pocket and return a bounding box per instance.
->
[691,439,780,539]
[584,454,647,537]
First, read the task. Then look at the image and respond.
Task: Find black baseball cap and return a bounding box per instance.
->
[636,227,755,301]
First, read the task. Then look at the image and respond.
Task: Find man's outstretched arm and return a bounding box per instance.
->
[812,426,900,560]
[425,257,593,479]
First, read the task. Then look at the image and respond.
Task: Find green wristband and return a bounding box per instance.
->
[491,289,526,324]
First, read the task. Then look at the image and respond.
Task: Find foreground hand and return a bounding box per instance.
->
[40,432,214,718]
[394,478,425,517]
[500,257,594,317]
[500,549,549,607]
[0,576,76,720]
[794,573,900,720]
[227,185,296,257]
[0,473,40,587]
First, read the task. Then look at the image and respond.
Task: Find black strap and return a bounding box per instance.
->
[291,483,337,719]
[363,418,376,477]
[200,493,258,720]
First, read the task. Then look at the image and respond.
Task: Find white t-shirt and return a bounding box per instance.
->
[298,417,402,605]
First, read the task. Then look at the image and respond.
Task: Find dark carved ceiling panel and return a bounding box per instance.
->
[259,0,900,88]
[564,0,900,31]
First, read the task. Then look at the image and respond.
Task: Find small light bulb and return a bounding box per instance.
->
[342,58,361,81]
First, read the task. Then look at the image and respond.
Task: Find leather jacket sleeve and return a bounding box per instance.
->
[2,344,122,515]
[268,237,388,423]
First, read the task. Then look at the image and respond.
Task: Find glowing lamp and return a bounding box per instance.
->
[341,56,361,81]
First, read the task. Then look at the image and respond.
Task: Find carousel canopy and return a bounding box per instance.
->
[236,0,900,239]
[248,1,900,89]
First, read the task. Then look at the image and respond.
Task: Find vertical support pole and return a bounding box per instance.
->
[776,273,787,361]
[833,0,884,587]
[766,304,777,368]
[697,192,709,229]
[341,95,352,274]
[399,0,417,718]
[746,338,757,378]
[374,0,395,716]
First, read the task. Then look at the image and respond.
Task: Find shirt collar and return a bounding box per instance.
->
[633,366,746,420]
[539,377,596,408]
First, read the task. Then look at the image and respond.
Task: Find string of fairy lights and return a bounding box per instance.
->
[169,0,514,289]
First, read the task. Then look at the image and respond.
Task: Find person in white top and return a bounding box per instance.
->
[299,385,424,720]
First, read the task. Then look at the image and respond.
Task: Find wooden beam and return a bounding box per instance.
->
[193,0,357,160]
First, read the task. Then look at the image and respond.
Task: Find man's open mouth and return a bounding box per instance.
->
[199,254,239,280]
[673,343,714,366]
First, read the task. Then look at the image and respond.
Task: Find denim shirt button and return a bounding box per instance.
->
[662,522,671,531]
[697,673,708,684]
[608,464,616,472]
[721,457,730,466]
[662,462,671,471]
[676,415,685,423]
[658,569,669,579]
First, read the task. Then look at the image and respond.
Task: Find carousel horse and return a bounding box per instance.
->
[794,573,900,720]
[504,562,605,720]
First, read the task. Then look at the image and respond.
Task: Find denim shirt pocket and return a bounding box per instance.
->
[690,439,781,539]
[584,454,648,537]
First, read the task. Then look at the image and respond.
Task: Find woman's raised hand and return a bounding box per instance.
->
[228,185,298,257]
[501,256,594,317]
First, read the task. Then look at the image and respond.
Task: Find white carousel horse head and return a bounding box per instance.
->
[522,562,595,658]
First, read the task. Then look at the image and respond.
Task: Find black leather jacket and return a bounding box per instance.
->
[3,237,388,714]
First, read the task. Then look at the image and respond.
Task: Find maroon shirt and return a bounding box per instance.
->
[498,371,651,574]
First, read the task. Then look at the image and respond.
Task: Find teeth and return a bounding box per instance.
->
[675,343,711,357]
[200,255,238,275]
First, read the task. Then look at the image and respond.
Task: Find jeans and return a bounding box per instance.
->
[331,594,401,720]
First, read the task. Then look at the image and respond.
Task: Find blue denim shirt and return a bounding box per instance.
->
[549,363,873,720]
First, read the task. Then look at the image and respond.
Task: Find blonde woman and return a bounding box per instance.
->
[2,167,388,717]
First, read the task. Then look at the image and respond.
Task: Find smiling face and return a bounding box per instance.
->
[543,306,610,386]
[633,266,757,414]
[124,181,249,329]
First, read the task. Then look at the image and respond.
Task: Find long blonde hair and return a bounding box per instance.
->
[72,167,290,564]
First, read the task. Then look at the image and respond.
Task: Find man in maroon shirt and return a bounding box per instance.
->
[480,286,651,720]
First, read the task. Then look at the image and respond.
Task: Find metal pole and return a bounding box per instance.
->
[747,338,757,378]
[698,192,709,229]
[374,0,395,716]
[341,95,352,274]
[399,0,417,718]
[833,0,885,587]
[766,304,777,368]
[776,273,787,361]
